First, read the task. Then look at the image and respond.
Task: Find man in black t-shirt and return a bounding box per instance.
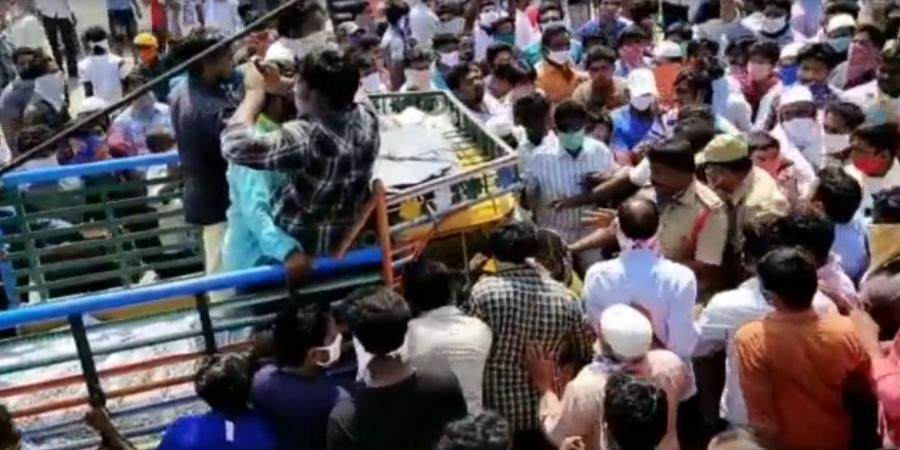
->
[327,287,468,450]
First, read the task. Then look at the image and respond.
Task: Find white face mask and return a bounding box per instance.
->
[761,16,787,34]
[440,50,459,67]
[782,117,821,146]
[479,10,500,28]
[314,333,343,368]
[546,49,570,65]
[360,72,384,94]
[439,17,465,34]
[404,68,432,90]
[34,72,66,112]
[823,133,850,154]
[540,20,566,31]
[630,94,655,111]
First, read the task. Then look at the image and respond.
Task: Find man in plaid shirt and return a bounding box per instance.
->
[465,222,593,449]
[222,48,379,259]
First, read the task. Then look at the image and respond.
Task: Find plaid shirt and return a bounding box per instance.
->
[222,104,380,255]
[464,264,593,432]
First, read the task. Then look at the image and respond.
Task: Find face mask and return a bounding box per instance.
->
[440,50,459,67]
[540,20,566,31]
[314,333,343,367]
[746,62,772,81]
[853,154,891,176]
[558,129,585,153]
[34,72,66,112]
[630,94,654,111]
[761,16,787,34]
[779,64,798,85]
[823,133,850,154]
[546,50,570,65]
[781,118,820,145]
[361,72,384,94]
[439,17,465,34]
[525,127,545,146]
[829,36,852,55]
[404,68,432,90]
[493,32,515,46]
[479,10,500,28]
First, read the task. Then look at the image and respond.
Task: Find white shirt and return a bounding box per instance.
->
[78,54,126,104]
[34,0,72,18]
[524,137,615,243]
[583,248,699,359]
[203,0,243,34]
[407,305,493,413]
[769,124,819,198]
[845,159,900,216]
[515,9,538,50]
[5,13,48,51]
[0,125,10,166]
[381,25,407,64]
[694,277,837,425]
[408,2,439,49]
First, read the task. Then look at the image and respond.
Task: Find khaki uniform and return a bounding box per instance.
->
[728,166,791,245]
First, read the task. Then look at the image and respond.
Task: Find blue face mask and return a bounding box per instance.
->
[559,130,585,156]
[779,64,798,86]
[494,32,515,46]
[829,36,852,55]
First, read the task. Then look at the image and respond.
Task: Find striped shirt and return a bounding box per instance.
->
[523,135,615,243]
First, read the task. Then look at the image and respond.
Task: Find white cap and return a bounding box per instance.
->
[826,14,856,34]
[600,304,653,360]
[653,40,683,60]
[780,85,814,106]
[486,116,514,137]
[780,42,804,62]
[627,68,658,98]
[78,96,108,115]
[265,42,295,64]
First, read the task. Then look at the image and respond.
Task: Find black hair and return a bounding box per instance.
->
[357,34,382,51]
[402,260,457,313]
[493,63,529,85]
[486,42,515,67]
[757,247,819,310]
[534,228,572,283]
[433,33,461,51]
[825,101,866,130]
[585,45,617,66]
[83,26,108,45]
[446,63,480,91]
[345,286,411,355]
[824,0,860,18]
[665,22,693,41]
[404,46,434,67]
[0,403,17,444]
[647,137,695,173]
[884,42,900,66]
[748,41,780,65]
[775,208,836,264]
[487,222,540,263]
[301,47,360,110]
[676,104,714,124]
[173,28,228,77]
[436,412,512,450]
[273,303,331,366]
[194,353,252,416]
[122,70,149,93]
[385,0,410,25]
[708,157,754,174]
[814,167,863,224]
[538,3,564,20]
[11,47,38,63]
[764,0,791,13]
[673,118,717,152]
[747,130,779,153]
[797,42,839,70]
[554,99,586,125]
[853,123,898,157]
[685,39,718,59]
[355,52,377,72]
[16,125,55,156]
[587,110,613,130]
[540,24,569,50]
[630,0,658,23]
[873,187,900,224]
[742,214,782,267]
[618,198,659,240]
[675,68,714,104]
[617,24,649,49]
[604,373,668,450]
[17,53,52,80]
[512,92,551,123]
[857,24,887,50]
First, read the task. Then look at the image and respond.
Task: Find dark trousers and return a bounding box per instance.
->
[41,15,79,76]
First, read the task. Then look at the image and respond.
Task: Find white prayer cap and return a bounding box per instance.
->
[780,42,804,62]
[265,42,296,64]
[654,40,683,60]
[826,14,856,34]
[78,96,108,116]
[486,116,514,138]
[627,68,658,98]
[600,304,653,360]
[780,85,814,106]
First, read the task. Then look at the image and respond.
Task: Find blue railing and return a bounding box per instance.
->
[0,152,180,187]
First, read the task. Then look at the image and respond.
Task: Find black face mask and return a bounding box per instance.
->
[526,128,545,146]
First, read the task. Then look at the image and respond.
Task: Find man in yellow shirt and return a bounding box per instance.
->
[535,25,588,104]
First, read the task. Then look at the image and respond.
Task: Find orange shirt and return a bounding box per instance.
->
[535,62,588,104]
[735,309,870,450]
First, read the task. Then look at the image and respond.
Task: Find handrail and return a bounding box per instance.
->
[0,152,179,187]
[0,246,382,330]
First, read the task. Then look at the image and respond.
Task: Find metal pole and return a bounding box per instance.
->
[0,0,305,176]
[68,314,106,407]
[194,294,218,354]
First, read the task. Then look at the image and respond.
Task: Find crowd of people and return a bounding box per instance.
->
[2,0,900,449]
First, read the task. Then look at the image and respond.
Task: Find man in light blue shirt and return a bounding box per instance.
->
[814,167,869,284]
[610,68,658,156]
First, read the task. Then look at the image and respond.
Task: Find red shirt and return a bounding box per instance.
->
[150,0,167,30]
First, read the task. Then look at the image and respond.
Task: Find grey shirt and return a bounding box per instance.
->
[0,79,35,156]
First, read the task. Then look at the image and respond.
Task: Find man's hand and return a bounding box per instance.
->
[285,251,313,285]
[85,407,115,434]
[559,437,586,450]
[245,57,292,96]
[580,208,616,229]
[524,343,555,394]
